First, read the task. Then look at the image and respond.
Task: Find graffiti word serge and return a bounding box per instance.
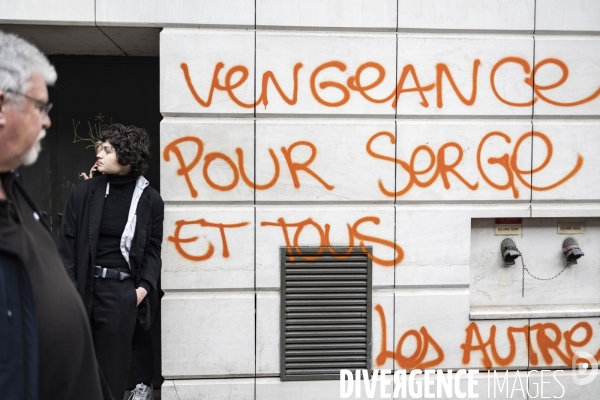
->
[368,130,583,199]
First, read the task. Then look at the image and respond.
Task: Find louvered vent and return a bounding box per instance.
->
[280,247,372,381]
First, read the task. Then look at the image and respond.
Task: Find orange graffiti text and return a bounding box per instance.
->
[163,136,332,198]
[182,58,599,109]
[368,130,583,199]
[260,216,403,267]
[168,218,249,261]
[374,304,445,369]
[461,321,600,369]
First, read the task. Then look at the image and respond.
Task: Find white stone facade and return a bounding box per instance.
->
[3,1,600,398]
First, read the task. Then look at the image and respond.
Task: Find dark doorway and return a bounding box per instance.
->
[19,55,163,391]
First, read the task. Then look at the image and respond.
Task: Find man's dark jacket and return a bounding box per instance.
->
[58,174,164,330]
[0,178,40,399]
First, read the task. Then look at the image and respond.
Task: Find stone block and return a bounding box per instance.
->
[255,120,395,202]
[256,206,396,290]
[395,35,534,117]
[160,29,255,116]
[97,0,254,27]
[531,121,600,202]
[256,376,395,400]
[395,207,471,287]
[529,317,600,370]
[528,369,600,400]
[393,289,529,370]
[397,0,535,33]
[162,206,254,290]
[255,32,396,117]
[536,0,600,34]
[0,0,94,25]
[161,378,254,400]
[162,293,255,377]
[533,37,600,117]
[395,120,533,201]
[256,0,397,31]
[161,118,254,202]
[256,291,280,375]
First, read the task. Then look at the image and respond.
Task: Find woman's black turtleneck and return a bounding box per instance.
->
[96,172,136,270]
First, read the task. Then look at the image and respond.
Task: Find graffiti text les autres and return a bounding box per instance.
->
[375,304,600,369]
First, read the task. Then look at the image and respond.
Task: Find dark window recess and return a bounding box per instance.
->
[280,247,372,381]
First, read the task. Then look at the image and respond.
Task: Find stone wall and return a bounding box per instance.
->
[3,1,600,398]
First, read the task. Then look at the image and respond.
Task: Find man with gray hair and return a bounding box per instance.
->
[0,31,103,399]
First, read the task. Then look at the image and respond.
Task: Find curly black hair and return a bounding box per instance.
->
[97,123,150,177]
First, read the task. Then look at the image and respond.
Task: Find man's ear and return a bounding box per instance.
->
[0,91,6,127]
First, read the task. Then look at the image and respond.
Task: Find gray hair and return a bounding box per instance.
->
[0,31,56,106]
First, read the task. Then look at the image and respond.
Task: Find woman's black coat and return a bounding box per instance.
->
[58,174,164,330]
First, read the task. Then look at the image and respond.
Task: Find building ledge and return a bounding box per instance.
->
[470,304,600,320]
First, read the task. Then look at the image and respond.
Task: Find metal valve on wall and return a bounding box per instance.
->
[500,238,521,266]
[499,236,586,298]
[562,237,584,265]
[500,237,585,267]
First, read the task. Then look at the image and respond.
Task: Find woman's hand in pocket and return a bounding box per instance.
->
[135,287,148,307]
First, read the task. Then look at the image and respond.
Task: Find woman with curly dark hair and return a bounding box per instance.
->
[58,124,164,400]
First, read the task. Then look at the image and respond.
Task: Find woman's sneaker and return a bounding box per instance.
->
[128,383,153,400]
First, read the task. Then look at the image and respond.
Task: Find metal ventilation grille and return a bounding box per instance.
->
[280,247,372,381]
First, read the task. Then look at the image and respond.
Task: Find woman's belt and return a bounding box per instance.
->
[94,266,132,280]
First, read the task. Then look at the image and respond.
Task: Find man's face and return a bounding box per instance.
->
[0,73,51,172]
